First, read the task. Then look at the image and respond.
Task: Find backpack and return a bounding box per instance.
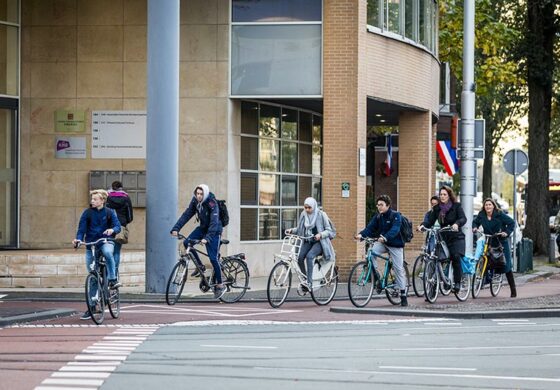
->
[217,200,229,227]
[399,213,414,243]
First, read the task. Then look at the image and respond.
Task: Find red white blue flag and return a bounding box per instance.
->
[436,140,459,176]
[385,134,393,176]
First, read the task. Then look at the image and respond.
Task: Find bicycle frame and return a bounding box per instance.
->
[361,239,396,290]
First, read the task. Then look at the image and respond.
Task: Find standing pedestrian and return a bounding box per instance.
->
[107,181,134,282]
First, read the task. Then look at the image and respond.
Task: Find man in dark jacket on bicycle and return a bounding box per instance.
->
[170,184,225,299]
[355,194,408,306]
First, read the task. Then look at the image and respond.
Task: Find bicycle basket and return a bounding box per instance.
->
[280,235,304,258]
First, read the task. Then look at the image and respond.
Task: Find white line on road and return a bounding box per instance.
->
[51,372,111,379]
[75,355,127,361]
[0,294,6,299]
[491,319,529,321]
[341,344,560,353]
[103,336,147,341]
[42,378,104,386]
[378,366,477,371]
[88,345,136,350]
[60,365,116,372]
[497,322,537,326]
[36,387,99,390]
[201,344,278,349]
[67,361,122,366]
[423,322,462,326]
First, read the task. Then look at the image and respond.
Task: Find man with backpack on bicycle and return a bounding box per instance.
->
[355,194,409,306]
[72,189,121,320]
[170,184,225,299]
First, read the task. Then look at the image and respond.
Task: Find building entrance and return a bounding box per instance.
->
[0,98,18,247]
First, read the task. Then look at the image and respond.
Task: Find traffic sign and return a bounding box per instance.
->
[503,149,528,175]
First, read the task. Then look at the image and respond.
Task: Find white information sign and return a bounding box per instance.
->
[359,147,366,176]
[55,136,86,159]
[92,111,146,159]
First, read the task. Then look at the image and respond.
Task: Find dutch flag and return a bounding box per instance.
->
[385,134,393,176]
[436,140,459,176]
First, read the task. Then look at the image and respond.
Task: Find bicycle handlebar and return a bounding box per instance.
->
[74,237,115,248]
[285,233,316,240]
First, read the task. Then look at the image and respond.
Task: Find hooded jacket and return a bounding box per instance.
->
[171,185,223,240]
[107,190,133,226]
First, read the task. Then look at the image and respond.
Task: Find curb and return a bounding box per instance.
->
[0,309,78,327]
[330,306,560,319]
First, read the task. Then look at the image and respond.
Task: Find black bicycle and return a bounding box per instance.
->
[166,233,250,304]
[75,237,120,325]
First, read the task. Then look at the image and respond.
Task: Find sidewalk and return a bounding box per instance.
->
[1,256,559,325]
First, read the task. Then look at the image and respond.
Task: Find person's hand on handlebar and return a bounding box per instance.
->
[451,224,459,232]
[499,231,508,238]
[103,228,114,236]
[314,233,321,241]
[201,238,207,244]
[416,225,425,232]
[171,231,178,237]
[72,239,81,248]
[354,233,362,241]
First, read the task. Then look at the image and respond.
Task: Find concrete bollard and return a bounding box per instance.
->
[550,233,557,263]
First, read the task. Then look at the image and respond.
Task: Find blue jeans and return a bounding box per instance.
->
[85,242,116,281]
[113,242,122,278]
[298,241,323,285]
[184,226,222,284]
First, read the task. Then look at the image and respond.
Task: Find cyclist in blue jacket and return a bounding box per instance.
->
[355,194,408,306]
[171,184,225,299]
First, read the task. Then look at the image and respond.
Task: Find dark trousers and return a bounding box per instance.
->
[450,252,463,284]
[556,234,560,255]
[298,241,322,285]
[184,226,222,284]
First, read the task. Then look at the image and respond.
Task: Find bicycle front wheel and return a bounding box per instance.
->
[267,261,292,308]
[348,261,374,308]
[166,260,188,305]
[385,265,402,306]
[85,273,105,325]
[220,258,250,303]
[423,260,439,304]
[490,272,503,297]
[108,287,120,319]
[454,274,471,302]
[471,258,485,299]
[311,264,339,306]
[412,255,426,297]
[440,262,453,296]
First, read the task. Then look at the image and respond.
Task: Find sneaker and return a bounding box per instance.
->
[300,282,311,293]
[191,265,206,277]
[80,311,91,320]
[452,283,461,293]
[109,280,121,289]
[400,296,408,307]
[213,286,226,299]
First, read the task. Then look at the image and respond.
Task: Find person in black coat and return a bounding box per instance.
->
[420,186,466,293]
[473,198,517,297]
[107,181,134,279]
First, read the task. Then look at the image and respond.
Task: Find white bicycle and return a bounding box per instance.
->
[267,234,338,308]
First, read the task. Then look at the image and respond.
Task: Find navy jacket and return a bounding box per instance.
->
[473,210,515,244]
[359,208,404,248]
[171,192,222,240]
[76,207,121,243]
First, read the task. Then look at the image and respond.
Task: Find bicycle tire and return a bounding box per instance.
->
[454,274,471,302]
[347,261,374,307]
[108,287,120,319]
[440,261,453,296]
[412,255,426,297]
[267,261,292,308]
[311,264,339,306]
[219,258,250,303]
[471,257,485,299]
[85,273,105,325]
[166,260,188,305]
[490,272,503,297]
[423,259,439,304]
[385,265,402,305]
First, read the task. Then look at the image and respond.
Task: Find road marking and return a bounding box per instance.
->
[51,372,111,379]
[60,366,116,372]
[423,322,462,326]
[340,344,560,352]
[103,336,147,341]
[201,344,278,349]
[0,294,6,299]
[67,361,122,366]
[36,387,100,390]
[378,366,477,371]
[42,378,104,386]
[75,355,128,361]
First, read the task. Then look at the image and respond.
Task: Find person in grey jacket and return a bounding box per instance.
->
[285,197,336,291]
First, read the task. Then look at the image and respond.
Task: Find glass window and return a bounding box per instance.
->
[281,108,297,139]
[312,178,322,205]
[259,208,280,240]
[0,0,18,24]
[241,173,258,205]
[281,141,297,173]
[282,175,298,206]
[259,139,279,172]
[312,146,321,176]
[259,174,279,206]
[259,104,280,137]
[281,209,298,238]
[367,0,381,27]
[386,0,400,33]
[299,176,311,205]
[419,0,428,47]
[299,144,312,174]
[241,137,258,170]
[404,0,414,39]
[232,0,322,23]
[240,208,258,240]
[241,101,259,135]
[231,25,322,96]
[312,115,322,144]
[299,112,312,142]
[0,25,18,96]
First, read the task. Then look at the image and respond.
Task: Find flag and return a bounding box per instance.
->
[436,140,459,176]
[385,134,393,176]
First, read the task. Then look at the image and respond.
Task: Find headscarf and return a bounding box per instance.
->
[303,197,319,233]
[194,184,210,214]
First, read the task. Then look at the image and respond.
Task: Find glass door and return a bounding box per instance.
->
[0,99,17,248]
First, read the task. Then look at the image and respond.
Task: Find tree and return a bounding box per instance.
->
[523,0,558,254]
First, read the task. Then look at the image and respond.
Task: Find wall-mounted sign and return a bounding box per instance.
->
[91,111,146,159]
[359,147,366,176]
[341,182,350,198]
[55,136,86,159]
[55,110,86,133]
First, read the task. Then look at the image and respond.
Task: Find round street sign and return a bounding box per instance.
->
[503,149,528,175]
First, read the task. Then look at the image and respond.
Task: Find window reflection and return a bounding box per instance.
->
[281,209,298,237]
[259,139,279,172]
[281,141,297,173]
[259,208,279,240]
[241,173,258,205]
[282,175,297,206]
[386,0,400,33]
[312,146,321,176]
[259,104,280,138]
[281,108,298,139]
[299,144,312,174]
[259,174,279,206]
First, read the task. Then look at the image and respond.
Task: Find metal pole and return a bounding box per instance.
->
[145,0,180,293]
[512,152,517,271]
[459,0,477,256]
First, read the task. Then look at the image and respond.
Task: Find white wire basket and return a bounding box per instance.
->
[274,234,304,262]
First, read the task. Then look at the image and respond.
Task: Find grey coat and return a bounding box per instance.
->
[290,210,336,262]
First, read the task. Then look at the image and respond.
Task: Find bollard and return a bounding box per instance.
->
[550,234,557,263]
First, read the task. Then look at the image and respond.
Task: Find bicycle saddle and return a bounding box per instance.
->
[221,239,230,245]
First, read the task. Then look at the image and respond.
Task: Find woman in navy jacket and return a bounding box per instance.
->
[473,198,517,297]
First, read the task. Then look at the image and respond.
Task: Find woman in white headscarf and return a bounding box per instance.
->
[285,197,336,290]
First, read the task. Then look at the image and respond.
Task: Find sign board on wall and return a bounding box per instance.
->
[55,110,86,132]
[91,111,146,159]
[55,136,86,159]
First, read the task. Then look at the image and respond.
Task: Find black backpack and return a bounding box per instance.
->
[217,200,229,227]
[399,213,414,243]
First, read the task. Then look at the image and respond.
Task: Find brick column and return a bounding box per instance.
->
[398,111,436,254]
[323,0,367,277]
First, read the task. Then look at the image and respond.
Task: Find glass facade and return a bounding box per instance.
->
[368,0,438,55]
[240,101,322,241]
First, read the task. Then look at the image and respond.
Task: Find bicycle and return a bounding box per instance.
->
[347,237,411,307]
[471,232,505,299]
[411,227,437,297]
[421,226,471,303]
[75,237,120,325]
[267,234,339,308]
[165,233,250,304]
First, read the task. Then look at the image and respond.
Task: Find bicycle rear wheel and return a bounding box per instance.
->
[219,258,249,303]
[412,255,426,297]
[490,273,503,297]
[166,260,188,305]
[440,262,453,296]
[311,265,339,306]
[454,274,471,302]
[108,287,120,318]
[267,261,292,308]
[385,265,402,306]
[85,273,104,325]
[423,260,439,304]
[348,261,374,308]
[471,258,485,299]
